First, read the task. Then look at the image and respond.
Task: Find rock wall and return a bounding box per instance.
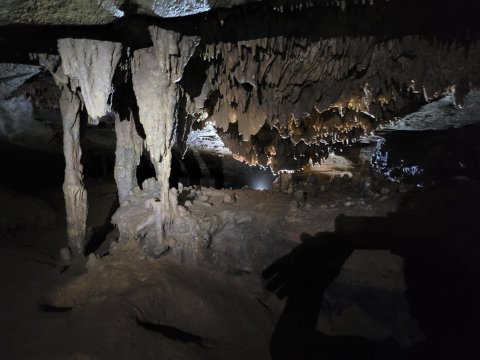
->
[0,64,55,150]
[0,0,256,25]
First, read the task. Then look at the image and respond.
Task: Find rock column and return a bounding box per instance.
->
[56,38,122,255]
[59,87,88,256]
[131,27,199,254]
[114,113,143,203]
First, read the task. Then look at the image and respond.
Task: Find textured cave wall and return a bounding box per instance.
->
[0,64,54,149]
[0,0,259,25]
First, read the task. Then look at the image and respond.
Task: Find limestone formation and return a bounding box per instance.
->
[59,86,88,256]
[28,52,89,256]
[57,38,122,123]
[111,184,225,264]
[50,39,123,255]
[114,113,143,203]
[130,27,199,254]
[197,36,480,169]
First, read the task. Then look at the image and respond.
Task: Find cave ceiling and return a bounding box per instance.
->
[0,0,259,25]
[1,0,479,172]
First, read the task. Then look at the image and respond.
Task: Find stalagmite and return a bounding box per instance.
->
[57,38,122,123]
[131,27,199,254]
[59,87,88,256]
[114,113,144,204]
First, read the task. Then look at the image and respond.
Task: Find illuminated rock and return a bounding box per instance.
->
[59,87,88,256]
[58,38,122,123]
[131,27,199,255]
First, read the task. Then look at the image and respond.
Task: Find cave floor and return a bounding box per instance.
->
[1,179,480,359]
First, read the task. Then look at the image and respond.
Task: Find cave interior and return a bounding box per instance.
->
[1,0,480,359]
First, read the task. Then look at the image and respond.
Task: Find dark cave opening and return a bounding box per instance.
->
[136,150,157,189]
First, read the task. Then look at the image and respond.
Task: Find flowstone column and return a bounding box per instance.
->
[59,87,88,256]
[114,113,143,204]
[131,27,199,255]
[56,38,122,255]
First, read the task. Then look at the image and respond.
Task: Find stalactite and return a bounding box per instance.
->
[57,38,122,123]
[59,86,88,256]
[131,27,199,255]
[114,112,144,204]
[195,35,480,170]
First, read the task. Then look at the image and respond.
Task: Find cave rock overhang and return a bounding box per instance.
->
[0,0,264,26]
[180,3,480,172]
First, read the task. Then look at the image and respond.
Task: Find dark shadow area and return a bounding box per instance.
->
[82,148,114,181]
[136,150,157,188]
[374,123,480,186]
[199,151,225,189]
[156,0,480,45]
[37,303,73,313]
[84,195,120,256]
[0,139,64,192]
[169,148,185,188]
[136,318,208,348]
[264,182,480,359]
[180,149,204,187]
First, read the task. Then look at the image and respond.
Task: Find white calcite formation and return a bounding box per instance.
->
[59,87,88,256]
[114,113,144,204]
[50,39,123,255]
[196,36,480,169]
[131,27,199,255]
[200,36,480,136]
[58,38,122,123]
